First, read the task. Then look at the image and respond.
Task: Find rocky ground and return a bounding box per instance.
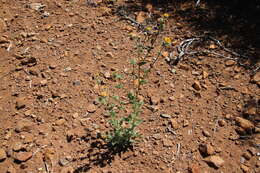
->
[0,0,259,173]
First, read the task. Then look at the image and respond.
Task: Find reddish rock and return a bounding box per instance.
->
[235,117,254,131]
[188,164,200,173]
[204,155,224,168]
[14,152,33,162]
[86,103,97,113]
[199,143,215,156]
[0,149,7,162]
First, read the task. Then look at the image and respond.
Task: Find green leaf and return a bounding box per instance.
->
[130,59,137,65]
[138,61,147,66]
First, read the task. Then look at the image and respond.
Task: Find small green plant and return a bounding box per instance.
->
[98,13,171,151]
[105,92,143,150]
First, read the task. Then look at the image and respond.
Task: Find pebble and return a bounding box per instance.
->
[218,119,226,127]
[202,130,211,137]
[163,139,173,147]
[61,166,74,173]
[0,18,7,32]
[59,157,70,166]
[13,152,33,162]
[106,52,113,58]
[86,103,97,113]
[183,120,189,127]
[12,142,24,152]
[192,81,201,91]
[204,155,225,168]
[240,164,249,172]
[6,165,16,173]
[199,143,215,156]
[0,149,7,162]
[188,164,200,173]
[202,71,209,79]
[15,97,26,109]
[29,3,45,11]
[251,72,260,86]
[170,119,179,129]
[235,117,254,131]
[160,114,171,118]
[150,96,160,105]
[225,60,236,66]
[55,119,66,126]
[242,152,252,160]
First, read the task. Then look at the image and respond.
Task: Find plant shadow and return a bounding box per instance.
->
[73,138,132,173]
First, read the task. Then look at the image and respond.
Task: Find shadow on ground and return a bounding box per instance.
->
[73,138,131,173]
[115,0,260,70]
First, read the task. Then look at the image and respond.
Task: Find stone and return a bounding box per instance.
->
[240,164,249,172]
[202,130,211,137]
[0,149,7,162]
[235,117,254,131]
[12,142,24,152]
[13,152,33,162]
[242,152,252,160]
[199,144,215,156]
[98,7,112,16]
[188,164,200,173]
[55,119,66,126]
[225,60,236,66]
[163,139,173,147]
[15,97,26,109]
[202,71,209,79]
[192,81,201,91]
[0,18,7,32]
[136,11,146,23]
[61,166,74,173]
[244,105,257,116]
[160,114,171,118]
[183,120,189,127]
[59,158,70,166]
[6,165,16,173]
[251,72,260,86]
[170,119,179,129]
[87,104,96,113]
[150,96,160,105]
[218,119,226,127]
[103,71,111,79]
[29,3,45,11]
[15,120,33,133]
[106,52,113,58]
[204,155,224,168]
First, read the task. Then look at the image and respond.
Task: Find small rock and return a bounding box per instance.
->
[15,97,26,109]
[242,152,252,160]
[204,155,224,168]
[202,71,209,79]
[136,11,146,23]
[0,18,7,32]
[106,52,113,58]
[192,81,201,91]
[183,120,189,127]
[179,64,189,71]
[218,119,226,127]
[87,104,96,113]
[202,130,211,137]
[225,60,236,66]
[40,79,48,86]
[170,119,179,129]
[251,72,260,86]
[59,158,70,166]
[240,164,249,172]
[15,120,33,133]
[55,119,66,126]
[225,114,232,120]
[235,117,254,131]
[6,165,16,173]
[12,142,24,152]
[0,149,7,162]
[163,139,173,147]
[160,114,171,118]
[13,152,33,162]
[103,71,111,79]
[244,105,257,116]
[188,164,200,173]
[73,80,81,86]
[98,7,112,16]
[199,143,215,156]
[61,166,74,173]
[150,96,160,105]
[29,3,45,11]
[72,113,79,119]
